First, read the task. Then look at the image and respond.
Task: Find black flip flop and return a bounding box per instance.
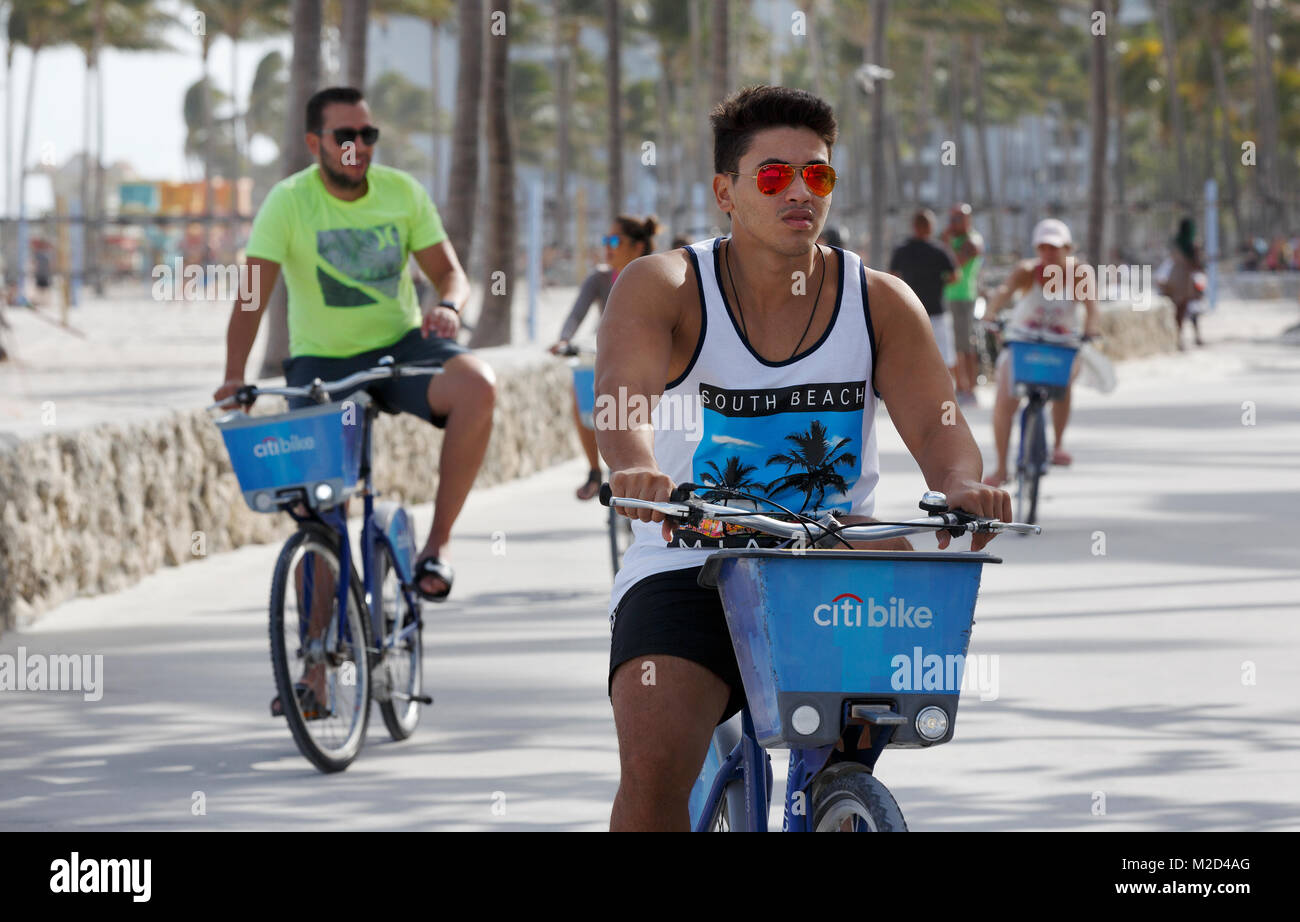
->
[270,682,330,721]
[412,556,454,602]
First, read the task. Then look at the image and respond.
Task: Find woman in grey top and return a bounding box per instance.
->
[551,214,660,499]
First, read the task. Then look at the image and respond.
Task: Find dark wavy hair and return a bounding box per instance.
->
[306,86,364,135]
[710,85,838,176]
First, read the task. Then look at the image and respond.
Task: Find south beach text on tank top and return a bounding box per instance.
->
[609,236,882,614]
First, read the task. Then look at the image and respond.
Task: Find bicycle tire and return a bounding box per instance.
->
[269,524,372,773]
[376,541,424,741]
[810,763,908,832]
[1016,401,1045,526]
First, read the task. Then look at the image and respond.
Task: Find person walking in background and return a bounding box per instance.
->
[889,209,958,376]
[550,214,659,500]
[1158,217,1205,350]
[940,203,984,405]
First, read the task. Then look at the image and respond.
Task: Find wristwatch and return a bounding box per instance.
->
[437,298,459,314]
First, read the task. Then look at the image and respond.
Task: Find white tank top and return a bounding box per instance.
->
[609,236,881,614]
[1008,263,1082,333]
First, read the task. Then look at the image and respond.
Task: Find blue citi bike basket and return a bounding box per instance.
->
[691,547,998,831]
[1005,339,1078,397]
[571,363,597,430]
[216,394,368,514]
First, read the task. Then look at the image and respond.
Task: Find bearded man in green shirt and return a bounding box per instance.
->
[216,87,494,603]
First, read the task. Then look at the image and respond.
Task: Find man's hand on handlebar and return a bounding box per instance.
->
[422,305,459,340]
[609,466,676,542]
[938,477,1011,552]
[213,379,253,411]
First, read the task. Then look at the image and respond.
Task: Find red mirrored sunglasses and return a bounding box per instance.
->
[729,163,837,197]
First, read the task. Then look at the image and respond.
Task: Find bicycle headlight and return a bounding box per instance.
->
[791,704,821,736]
[916,706,949,741]
[314,482,334,504]
[254,491,273,512]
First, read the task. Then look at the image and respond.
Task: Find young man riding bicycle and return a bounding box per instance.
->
[595,85,1011,831]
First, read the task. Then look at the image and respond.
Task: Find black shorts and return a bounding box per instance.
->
[609,567,747,724]
[282,327,469,427]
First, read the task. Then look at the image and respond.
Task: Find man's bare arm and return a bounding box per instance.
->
[413,241,471,339]
[984,262,1031,318]
[594,253,687,536]
[215,257,281,402]
[869,270,1011,549]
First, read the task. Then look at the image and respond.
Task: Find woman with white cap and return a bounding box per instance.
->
[980,218,1100,486]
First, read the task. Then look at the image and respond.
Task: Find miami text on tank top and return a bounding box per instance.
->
[609,236,881,615]
[1009,261,1082,333]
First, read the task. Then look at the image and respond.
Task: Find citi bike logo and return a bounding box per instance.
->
[252,434,316,458]
[812,593,934,629]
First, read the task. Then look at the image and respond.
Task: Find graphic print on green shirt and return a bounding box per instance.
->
[245,163,448,358]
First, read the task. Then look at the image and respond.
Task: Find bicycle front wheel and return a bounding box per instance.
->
[1016,402,1045,525]
[269,525,372,773]
[811,763,908,832]
[376,541,424,741]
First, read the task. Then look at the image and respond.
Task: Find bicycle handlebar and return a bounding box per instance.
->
[207,357,443,411]
[598,483,1041,542]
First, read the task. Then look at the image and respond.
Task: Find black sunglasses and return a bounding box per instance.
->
[321,125,380,146]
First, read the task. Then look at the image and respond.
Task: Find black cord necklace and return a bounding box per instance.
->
[724,238,827,361]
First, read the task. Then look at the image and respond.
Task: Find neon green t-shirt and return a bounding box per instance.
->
[942,231,984,302]
[245,163,448,358]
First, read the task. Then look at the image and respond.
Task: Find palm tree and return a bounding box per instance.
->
[867,0,888,266]
[700,456,761,502]
[445,0,482,271]
[213,0,290,186]
[8,0,71,298]
[1086,1,1109,264]
[259,0,322,378]
[341,0,369,87]
[764,420,858,512]
[66,0,172,291]
[1156,0,1189,207]
[1249,0,1284,236]
[604,0,622,219]
[470,0,514,347]
[640,0,690,232]
[710,0,728,108]
[1204,1,1246,251]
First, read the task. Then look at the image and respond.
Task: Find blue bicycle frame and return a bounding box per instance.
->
[287,397,423,658]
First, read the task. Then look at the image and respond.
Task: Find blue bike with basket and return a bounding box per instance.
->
[211,358,439,772]
[602,484,1038,831]
[1001,329,1082,525]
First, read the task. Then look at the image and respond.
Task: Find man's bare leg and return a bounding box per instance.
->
[610,655,731,831]
[572,390,602,500]
[985,361,1016,486]
[417,353,497,595]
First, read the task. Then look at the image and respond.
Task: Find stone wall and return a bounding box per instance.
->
[1095,300,1178,360]
[0,348,574,631]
